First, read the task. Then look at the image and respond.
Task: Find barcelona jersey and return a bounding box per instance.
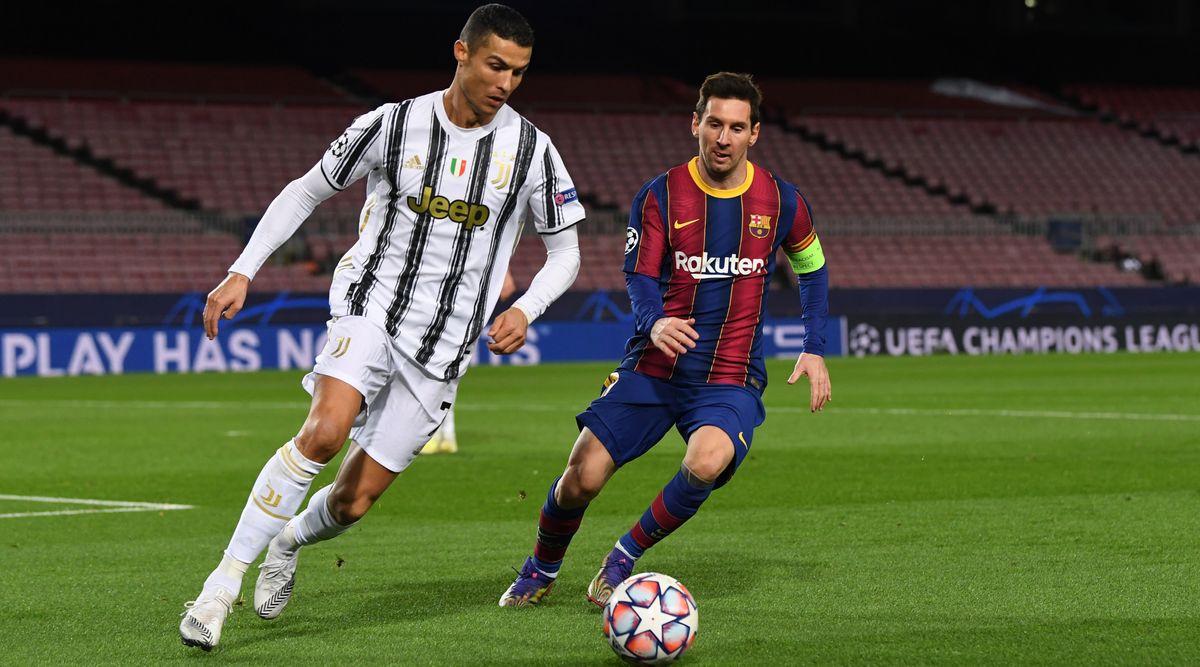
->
[619,157,823,391]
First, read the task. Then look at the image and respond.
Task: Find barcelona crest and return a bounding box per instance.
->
[748,214,772,239]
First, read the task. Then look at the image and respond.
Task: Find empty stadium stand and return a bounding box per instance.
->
[1104,234,1200,285]
[526,110,966,217]
[0,232,329,294]
[0,58,349,103]
[1066,85,1200,145]
[0,126,166,212]
[350,70,694,111]
[1,98,368,215]
[1,62,1194,293]
[794,115,1200,226]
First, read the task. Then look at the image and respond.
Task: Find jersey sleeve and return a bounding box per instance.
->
[527,137,586,234]
[622,179,668,278]
[782,189,825,275]
[319,105,388,191]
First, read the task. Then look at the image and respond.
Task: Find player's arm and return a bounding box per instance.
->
[204,107,387,340]
[488,136,588,354]
[782,194,832,411]
[488,227,581,354]
[623,179,697,358]
[204,163,338,339]
[627,274,697,359]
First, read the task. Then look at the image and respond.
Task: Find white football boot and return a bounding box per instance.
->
[254,533,299,619]
[179,586,236,651]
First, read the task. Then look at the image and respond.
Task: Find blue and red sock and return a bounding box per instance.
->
[531,476,588,576]
[618,465,714,559]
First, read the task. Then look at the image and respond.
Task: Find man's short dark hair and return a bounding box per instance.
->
[460,4,535,51]
[695,72,763,126]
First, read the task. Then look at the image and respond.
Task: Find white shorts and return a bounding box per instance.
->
[302,316,457,473]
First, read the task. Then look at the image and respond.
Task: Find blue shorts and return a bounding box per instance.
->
[575,369,766,488]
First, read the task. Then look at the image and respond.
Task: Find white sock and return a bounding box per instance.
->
[203,552,250,595]
[291,484,354,547]
[224,439,325,564]
[614,540,638,561]
[440,407,457,441]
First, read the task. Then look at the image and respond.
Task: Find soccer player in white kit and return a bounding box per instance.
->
[179,4,584,651]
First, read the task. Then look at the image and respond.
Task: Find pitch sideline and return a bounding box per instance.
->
[0,494,194,520]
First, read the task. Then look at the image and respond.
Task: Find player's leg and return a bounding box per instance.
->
[180,375,361,649]
[587,427,732,608]
[591,387,764,607]
[256,351,453,619]
[501,370,673,608]
[181,316,391,649]
[420,404,457,455]
[437,405,457,452]
[254,442,397,618]
[616,426,731,559]
[499,428,617,607]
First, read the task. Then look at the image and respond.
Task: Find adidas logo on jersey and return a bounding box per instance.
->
[674,251,766,280]
[407,186,490,230]
[404,154,423,169]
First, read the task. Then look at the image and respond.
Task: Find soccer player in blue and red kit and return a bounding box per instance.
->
[499,72,831,607]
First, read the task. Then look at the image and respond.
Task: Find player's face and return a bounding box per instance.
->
[692,98,760,180]
[453,34,532,118]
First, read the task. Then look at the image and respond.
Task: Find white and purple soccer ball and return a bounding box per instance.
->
[602,572,698,664]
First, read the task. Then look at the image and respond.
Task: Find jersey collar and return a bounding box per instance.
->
[688,157,754,198]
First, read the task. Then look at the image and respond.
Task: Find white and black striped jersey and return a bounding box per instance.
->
[320,91,585,380]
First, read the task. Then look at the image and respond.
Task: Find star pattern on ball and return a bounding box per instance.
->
[630,596,681,643]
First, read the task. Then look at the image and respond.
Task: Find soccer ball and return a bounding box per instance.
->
[602,573,698,664]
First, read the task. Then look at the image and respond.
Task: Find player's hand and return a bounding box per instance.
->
[650,317,699,359]
[203,272,250,340]
[487,307,529,355]
[787,352,832,412]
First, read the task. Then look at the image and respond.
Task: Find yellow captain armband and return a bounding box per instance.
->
[785,234,825,274]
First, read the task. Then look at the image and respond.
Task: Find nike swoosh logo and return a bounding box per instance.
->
[738,432,748,448]
[673,218,701,229]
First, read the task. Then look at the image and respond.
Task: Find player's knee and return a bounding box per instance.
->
[682,448,732,484]
[295,418,350,462]
[682,458,723,485]
[684,429,735,482]
[559,466,604,506]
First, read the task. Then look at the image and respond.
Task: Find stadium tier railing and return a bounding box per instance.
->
[3,211,1193,292]
[0,209,1178,240]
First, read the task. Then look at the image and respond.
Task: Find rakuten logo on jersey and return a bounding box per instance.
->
[674,251,766,280]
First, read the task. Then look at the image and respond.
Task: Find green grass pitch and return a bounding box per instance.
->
[1,353,1198,665]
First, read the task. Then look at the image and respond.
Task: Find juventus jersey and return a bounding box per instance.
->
[321,91,585,380]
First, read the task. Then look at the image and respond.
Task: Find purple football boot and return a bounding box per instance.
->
[498,557,556,608]
[586,547,633,608]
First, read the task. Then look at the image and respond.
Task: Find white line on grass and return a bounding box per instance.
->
[0,494,193,520]
[771,406,1200,422]
[1,399,1197,423]
[0,399,305,410]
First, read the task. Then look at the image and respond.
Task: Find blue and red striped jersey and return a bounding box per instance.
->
[619,157,818,390]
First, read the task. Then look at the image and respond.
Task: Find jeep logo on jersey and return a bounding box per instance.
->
[407,186,490,230]
[674,251,766,280]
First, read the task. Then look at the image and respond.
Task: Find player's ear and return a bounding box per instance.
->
[691,112,701,138]
[748,122,761,147]
[453,40,469,67]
